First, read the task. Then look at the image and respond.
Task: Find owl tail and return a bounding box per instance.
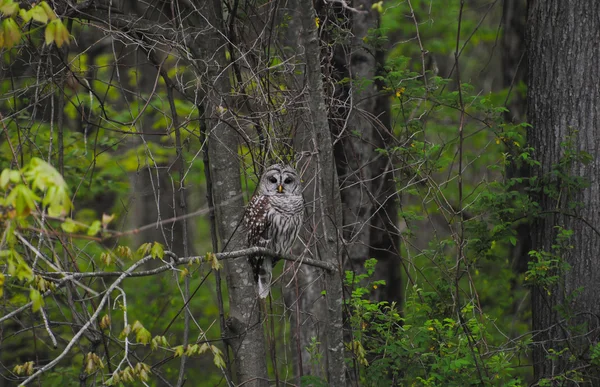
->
[257,257,273,299]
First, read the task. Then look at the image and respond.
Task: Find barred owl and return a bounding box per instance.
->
[244,164,304,299]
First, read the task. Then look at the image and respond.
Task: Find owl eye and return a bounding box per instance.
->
[268,176,278,184]
[284,177,293,184]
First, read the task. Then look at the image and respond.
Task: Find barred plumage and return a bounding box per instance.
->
[244,164,304,299]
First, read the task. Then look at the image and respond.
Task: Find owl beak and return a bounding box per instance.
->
[277,184,284,193]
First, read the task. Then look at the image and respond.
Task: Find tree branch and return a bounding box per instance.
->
[2,247,334,326]
[40,247,336,279]
[19,254,156,385]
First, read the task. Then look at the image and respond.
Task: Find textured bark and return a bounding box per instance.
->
[333,0,401,304]
[203,0,268,385]
[293,0,346,384]
[278,0,325,379]
[527,0,600,384]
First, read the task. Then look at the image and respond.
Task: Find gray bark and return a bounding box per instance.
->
[527,0,600,383]
[203,0,268,385]
[334,0,401,303]
[294,0,346,384]
[278,0,326,379]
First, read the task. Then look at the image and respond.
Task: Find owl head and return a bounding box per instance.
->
[257,164,302,196]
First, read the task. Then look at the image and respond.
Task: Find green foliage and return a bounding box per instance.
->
[345,261,523,386]
[525,227,572,289]
[0,145,223,385]
[0,158,74,308]
[0,0,69,48]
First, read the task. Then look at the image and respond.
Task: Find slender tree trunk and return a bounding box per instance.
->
[527,0,600,384]
[502,0,527,125]
[502,0,529,275]
[333,0,401,303]
[203,0,268,385]
[293,0,346,384]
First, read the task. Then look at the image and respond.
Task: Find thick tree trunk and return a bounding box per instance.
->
[527,1,600,384]
[203,0,268,385]
[293,0,346,384]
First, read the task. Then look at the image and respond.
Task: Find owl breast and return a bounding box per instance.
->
[265,194,304,254]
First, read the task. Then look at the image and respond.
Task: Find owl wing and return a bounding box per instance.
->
[244,195,271,247]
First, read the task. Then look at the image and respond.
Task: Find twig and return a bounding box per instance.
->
[452,2,487,384]
[15,232,99,296]
[19,254,156,385]
[111,286,132,375]
[40,307,58,349]
[323,0,368,14]
[161,59,192,387]
[39,247,336,279]
[3,247,334,327]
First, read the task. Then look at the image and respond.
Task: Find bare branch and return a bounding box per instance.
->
[19,254,156,385]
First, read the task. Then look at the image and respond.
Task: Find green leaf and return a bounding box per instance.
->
[87,220,101,236]
[52,19,69,48]
[0,169,10,189]
[2,18,21,48]
[185,344,199,356]
[45,185,73,216]
[19,8,31,22]
[136,243,152,258]
[151,242,164,259]
[44,19,56,45]
[61,218,79,233]
[213,350,226,368]
[19,158,73,216]
[173,345,184,357]
[16,259,33,282]
[6,184,40,216]
[131,320,143,331]
[30,288,44,312]
[9,170,20,183]
[206,252,221,270]
[151,335,169,350]
[120,324,131,339]
[0,0,18,16]
[24,157,67,191]
[136,327,151,345]
[29,4,48,24]
[38,1,56,20]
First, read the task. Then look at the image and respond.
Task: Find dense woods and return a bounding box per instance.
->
[1,0,599,386]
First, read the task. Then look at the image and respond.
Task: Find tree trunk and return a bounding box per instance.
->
[293,0,346,384]
[527,0,600,384]
[203,0,268,385]
[502,0,527,125]
[333,0,401,304]
[502,0,530,275]
[278,0,329,379]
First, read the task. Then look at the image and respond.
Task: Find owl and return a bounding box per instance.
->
[244,164,304,299]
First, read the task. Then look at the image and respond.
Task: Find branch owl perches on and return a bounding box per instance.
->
[243,164,304,298]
